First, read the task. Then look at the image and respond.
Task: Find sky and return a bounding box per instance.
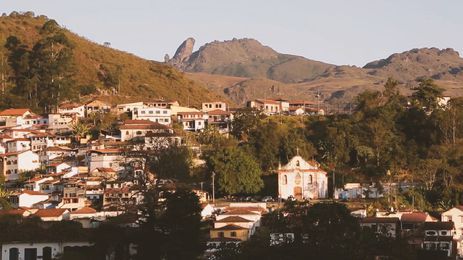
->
[1,0,462,66]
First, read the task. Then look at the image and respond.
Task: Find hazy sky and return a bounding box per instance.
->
[1,0,462,66]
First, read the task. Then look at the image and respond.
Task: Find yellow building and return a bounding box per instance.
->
[210,224,250,241]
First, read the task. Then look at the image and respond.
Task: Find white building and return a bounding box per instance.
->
[177,112,208,132]
[442,206,463,256]
[9,190,49,208]
[120,119,173,142]
[1,241,92,260]
[0,108,34,128]
[277,155,328,200]
[0,150,41,181]
[87,149,124,173]
[58,102,86,118]
[132,107,171,125]
[48,113,76,131]
[202,102,228,112]
[116,101,144,114]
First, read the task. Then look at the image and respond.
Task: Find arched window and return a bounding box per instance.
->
[9,248,19,260]
[308,175,313,184]
[296,160,300,166]
[283,175,288,185]
[136,131,142,135]
[43,247,52,260]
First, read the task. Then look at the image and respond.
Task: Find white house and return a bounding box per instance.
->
[87,149,124,173]
[6,138,31,153]
[0,108,34,128]
[0,150,41,181]
[1,241,93,260]
[277,155,328,200]
[34,208,70,221]
[202,102,228,112]
[85,100,111,116]
[442,206,463,256]
[48,113,76,131]
[247,99,281,115]
[120,119,172,142]
[58,102,86,118]
[116,101,144,114]
[131,107,171,125]
[177,112,208,132]
[24,176,54,192]
[9,190,49,208]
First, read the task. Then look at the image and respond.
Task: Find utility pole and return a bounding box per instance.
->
[211,171,215,204]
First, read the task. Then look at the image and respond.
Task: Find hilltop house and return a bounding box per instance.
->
[0,150,41,181]
[177,112,208,132]
[58,102,86,118]
[277,155,328,200]
[202,102,228,112]
[131,107,171,125]
[85,100,111,116]
[119,119,172,142]
[0,108,35,128]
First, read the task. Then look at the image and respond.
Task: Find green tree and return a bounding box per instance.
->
[150,146,192,180]
[412,78,444,112]
[207,147,263,195]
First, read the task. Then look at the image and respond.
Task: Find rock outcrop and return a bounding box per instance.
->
[168,37,195,70]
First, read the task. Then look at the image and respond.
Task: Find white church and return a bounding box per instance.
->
[278,155,328,200]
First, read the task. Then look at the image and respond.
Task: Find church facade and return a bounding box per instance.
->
[277,155,328,200]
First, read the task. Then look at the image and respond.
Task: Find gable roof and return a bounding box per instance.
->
[216,216,253,223]
[214,224,248,231]
[22,190,48,196]
[360,217,400,224]
[401,212,430,223]
[34,208,67,218]
[0,108,31,116]
[70,207,97,215]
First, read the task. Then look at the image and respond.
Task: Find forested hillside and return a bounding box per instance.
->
[0,12,222,112]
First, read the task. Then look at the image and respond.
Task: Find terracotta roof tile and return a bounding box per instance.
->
[0,108,31,116]
[34,208,67,218]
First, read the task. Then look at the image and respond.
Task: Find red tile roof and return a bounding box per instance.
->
[70,207,97,215]
[207,109,230,115]
[22,190,47,196]
[34,208,67,218]
[401,212,429,223]
[216,216,253,223]
[360,217,400,224]
[214,224,248,231]
[0,108,31,116]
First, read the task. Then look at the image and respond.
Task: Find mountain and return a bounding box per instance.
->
[169,38,334,84]
[172,38,463,106]
[0,12,222,107]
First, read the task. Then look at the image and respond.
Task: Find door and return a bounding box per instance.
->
[294,186,303,200]
[24,248,37,260]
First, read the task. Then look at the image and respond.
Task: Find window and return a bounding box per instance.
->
[231,231,237,237]
[141,111,145,114]
[163,111,167,114]
[296,160,300,166]
[218,232,224,238]
[308,175,313,184]
[9,248,19,260]
[283,175,288,185]
[149,111,153,114]
[136,131,142,135]
[447,216,452,222]
[43,247,52,260]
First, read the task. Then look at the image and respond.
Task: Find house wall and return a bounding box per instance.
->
[1,241,92,260]
[18,194,49,208]
[210,229,249,241]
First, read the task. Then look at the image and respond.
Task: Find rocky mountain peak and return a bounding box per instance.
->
[168,37,195,69]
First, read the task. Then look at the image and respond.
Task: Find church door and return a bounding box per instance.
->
[294,187,303,200]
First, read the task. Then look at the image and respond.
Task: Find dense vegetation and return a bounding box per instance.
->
[196,78,463,211]
[0,12,221,111]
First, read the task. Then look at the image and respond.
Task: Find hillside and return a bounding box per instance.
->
[0,12,223,107]
[175,38,463,106]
